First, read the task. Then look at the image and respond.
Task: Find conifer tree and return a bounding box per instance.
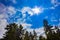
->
[43,19,53,40]
[29,32,34,40]
[33,30,37,40]
[16,24,24,40]
[3,23,18,40]
[24,31,29,40]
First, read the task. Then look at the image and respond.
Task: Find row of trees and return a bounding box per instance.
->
[0,19,60,40]
[0,23,37,40]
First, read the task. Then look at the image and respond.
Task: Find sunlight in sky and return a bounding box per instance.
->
[32,6,43,15]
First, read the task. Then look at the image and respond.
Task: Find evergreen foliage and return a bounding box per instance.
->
[0,20,60,40]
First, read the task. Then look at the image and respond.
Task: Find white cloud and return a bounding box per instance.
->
[0,3,8,39]
[32,6,44,15]
[21,6,44,16]
[0,14,8,19]
[0,3,7,14]
[51,0,60,7]
[7,6,17,16]
[21,23,32,29]
[21,7,33,16]
[35,27,45,36]
[47,0,60,10]
[22,14,27,18]
[0,19,8,38]
[15,18,32,29]
[26,28,34,33]
[28,10,33,16]
[21,7,31,13]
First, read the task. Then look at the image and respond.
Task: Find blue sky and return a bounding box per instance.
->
[0,0,60,38]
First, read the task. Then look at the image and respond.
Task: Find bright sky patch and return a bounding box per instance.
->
[32,6,44,15]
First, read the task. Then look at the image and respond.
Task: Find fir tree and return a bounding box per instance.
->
[24,31,29,40]
[29,32,34,40]
[33,30,37,40]
[3,23,18,40]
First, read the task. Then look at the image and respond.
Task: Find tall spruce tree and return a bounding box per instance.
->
[29,32,34,40]
[2,23,18,40]
[24,31,29,40]
[33,30,37,40]
[43,19,53,40]
[16,24,24,40]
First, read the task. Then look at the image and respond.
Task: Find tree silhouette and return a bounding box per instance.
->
[16,24,24,40]
[24,31,29,40]
[0,20,60,40]
[39,35,46,40]
[33,30,37,40]
[29,32,34,40]
[2,23,18,40]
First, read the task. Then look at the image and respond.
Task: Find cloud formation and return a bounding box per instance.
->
[21,6,44,16]
[7,6,17,16]
[0,3,8,38]
[51,0,60,7]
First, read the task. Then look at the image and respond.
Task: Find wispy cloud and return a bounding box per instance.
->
[21,6,44,16]
[31,6,44,15]
[0,3,8,38]
[7,6,17,16]
[51,0,60,7]
[0,19,8,38]
[15,19,32,29]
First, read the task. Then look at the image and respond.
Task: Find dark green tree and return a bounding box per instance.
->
[24,31,29,40]
[2,23,18,40]
[1,19,60,40]
[39,35,46,40]
[29,32,34,40]
[16,24,24,40]
[33,30,37,40]
[42,19,53,40]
